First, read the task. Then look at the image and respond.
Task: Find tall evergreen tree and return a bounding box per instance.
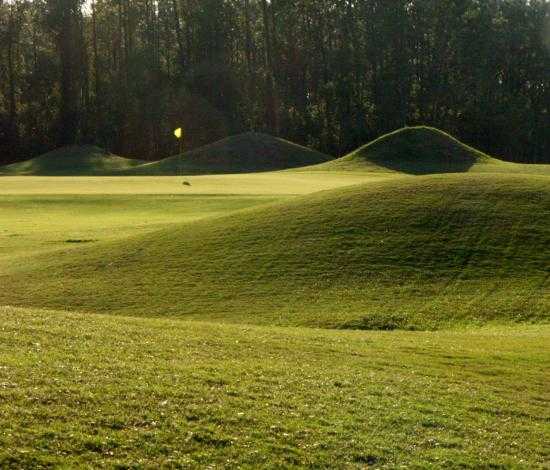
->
[0,0,548,163]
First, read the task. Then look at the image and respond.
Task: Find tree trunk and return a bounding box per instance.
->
[261,0,278,134]
[91,0,100,100]
[171,0,185,69]
[57,2,80,145]
[7,6,18,143]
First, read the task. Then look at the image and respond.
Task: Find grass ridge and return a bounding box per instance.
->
[1,173,548,330]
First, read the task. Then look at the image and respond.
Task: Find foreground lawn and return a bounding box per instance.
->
[1,306,548,468]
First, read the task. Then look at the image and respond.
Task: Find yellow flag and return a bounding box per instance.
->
[174,127,183,139]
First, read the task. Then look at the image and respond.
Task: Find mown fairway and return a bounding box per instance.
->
[2,0,549,461]
[0,171,383,262]
[2,173,548,330]
[1,130,549,468]
[0,172,387,195]
[1,307,549,468]
[0,194,282,261]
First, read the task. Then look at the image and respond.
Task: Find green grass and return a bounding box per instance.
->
[0,172,387,196]
[0,145,144,176]
[0,195,282,261]
[310,126,550,176]
[2,157,549,467]
[121,132,332,175]
[2,173,548,330]
[0,172,386,262]
[1,306,548,468]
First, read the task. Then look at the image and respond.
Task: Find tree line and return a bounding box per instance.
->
[1,0,549,165]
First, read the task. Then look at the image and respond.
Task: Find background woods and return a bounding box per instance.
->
[0,0,549,165]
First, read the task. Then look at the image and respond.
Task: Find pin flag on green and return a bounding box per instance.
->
[174,127,183,139]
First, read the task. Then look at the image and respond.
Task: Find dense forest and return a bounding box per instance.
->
[0,0,549,165]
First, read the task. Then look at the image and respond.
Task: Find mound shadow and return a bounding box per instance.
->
[331,127,490,175]
[123,132,332,175]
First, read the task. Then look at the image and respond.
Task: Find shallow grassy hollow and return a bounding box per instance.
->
[2,173,548,330]
[0,194,283,261]
[1,306,549,468]
[0,172,383,263]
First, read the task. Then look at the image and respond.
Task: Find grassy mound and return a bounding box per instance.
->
[1,174,548,330]
[122,132,332,175]
[2,306,548,468]
[311,126,548,175]
[0,145,144,176]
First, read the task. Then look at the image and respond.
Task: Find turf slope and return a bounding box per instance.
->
[2,173,548,330]
[0,145,144,176]
[310,126,550,175]
[0,194,283,262]
[121,132,332,175]
[2,306,548,468]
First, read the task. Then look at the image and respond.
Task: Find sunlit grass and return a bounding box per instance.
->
[1,306,548,468]
[0,172,387,195]
[2,173,548,330]
[0,194,282,261]
[1,162,549,467]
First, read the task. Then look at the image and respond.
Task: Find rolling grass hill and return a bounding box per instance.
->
[0,145,144,176]
[2,173,548,330]
[309,126,550,176]
[2,306,549,468]
[2,154,549,468]
[121,132,332,175]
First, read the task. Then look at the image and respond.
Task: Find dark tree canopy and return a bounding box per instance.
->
[0,0,549,164]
